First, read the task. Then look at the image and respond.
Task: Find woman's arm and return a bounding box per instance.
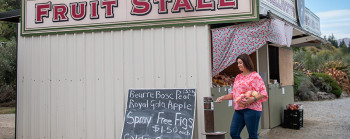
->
[242,94,266,106]
[216,93,233,103]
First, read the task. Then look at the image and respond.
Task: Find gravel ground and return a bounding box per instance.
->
[259,97,350,139]
[0,98,349,139]
[0,114,15,139]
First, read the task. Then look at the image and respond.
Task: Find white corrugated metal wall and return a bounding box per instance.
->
[17,25,212,139]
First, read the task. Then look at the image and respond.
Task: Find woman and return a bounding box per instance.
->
[216,54,268,139]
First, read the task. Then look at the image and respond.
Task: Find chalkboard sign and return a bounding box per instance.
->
[121,89,196,139]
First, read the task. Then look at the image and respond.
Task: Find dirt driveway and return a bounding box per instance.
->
[1,97,350,139]
[0,114,15,139]
[259,97,350,139]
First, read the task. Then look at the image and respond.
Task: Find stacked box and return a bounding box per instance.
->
[283,109,303,130]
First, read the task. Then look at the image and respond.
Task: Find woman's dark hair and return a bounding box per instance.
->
[236,54,254,72]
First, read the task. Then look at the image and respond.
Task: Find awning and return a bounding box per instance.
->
[211,19,293,76]
[0,9,21,23]
[289,28,326,47]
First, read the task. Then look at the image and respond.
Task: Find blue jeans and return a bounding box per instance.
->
[230,109,262,139]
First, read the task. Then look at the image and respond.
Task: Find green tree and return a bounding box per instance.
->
[0,37,16,85]
[339,39,348,54]
[0,0,20,41]
[0,37,16,106]
[0,0,20,12]
[339,39,347,48]
[327,34,338,48]
[0,0,19,106]
[0,22,17,41]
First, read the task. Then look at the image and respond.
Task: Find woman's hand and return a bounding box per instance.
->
[216,96,224,103]
[242,97,255,106]
[216,94,233,103]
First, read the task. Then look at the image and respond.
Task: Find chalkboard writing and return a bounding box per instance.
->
[121,89,196,139]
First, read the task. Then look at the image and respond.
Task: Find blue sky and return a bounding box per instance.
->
[306,0,350,39]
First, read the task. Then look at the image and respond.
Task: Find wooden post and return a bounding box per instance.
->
[202,97,227,139]
[203,97,214,132]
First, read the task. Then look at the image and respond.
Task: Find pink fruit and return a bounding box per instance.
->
[246,91,252,96]
[252,91,258,96]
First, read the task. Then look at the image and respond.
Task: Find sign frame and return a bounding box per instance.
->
[296,0,306,28]
[21,0,259,36]
[121,88,197,139]
[305,8,321,36]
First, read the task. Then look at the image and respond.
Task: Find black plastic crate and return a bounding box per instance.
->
[283,109,303,129]
[283,122,302,130]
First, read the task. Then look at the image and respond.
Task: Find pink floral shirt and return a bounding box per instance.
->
[231,72,268,111]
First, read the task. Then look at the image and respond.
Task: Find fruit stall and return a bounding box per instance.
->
[5,0,322,139]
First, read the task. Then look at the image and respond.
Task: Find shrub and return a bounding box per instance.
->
[304,52,316,71]
[312,73,342,97]
[294,72,301,96]
[311,76,332,93]
[294,70,318,96]
[306,46,319,54]
[293,48,307,63]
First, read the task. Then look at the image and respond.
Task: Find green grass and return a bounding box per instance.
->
[0,107,16,114]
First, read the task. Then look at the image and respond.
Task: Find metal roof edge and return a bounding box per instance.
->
[264,12,325,43]
[0,9,21,23]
